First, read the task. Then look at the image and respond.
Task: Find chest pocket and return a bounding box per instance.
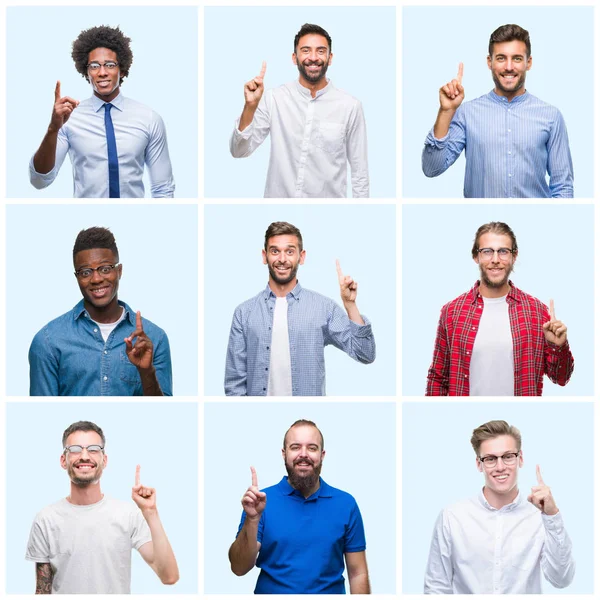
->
[119,351,141,386]
[314,122,345,154]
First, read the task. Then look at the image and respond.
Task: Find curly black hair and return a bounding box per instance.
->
[73,227,119,262]
[71,25,133,85]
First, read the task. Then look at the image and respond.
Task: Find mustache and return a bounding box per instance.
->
[74,460,97,467]
[293,457,314,466]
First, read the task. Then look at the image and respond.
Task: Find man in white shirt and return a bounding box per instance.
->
[26,421,179,593]
[424,419,575,593]
[230,23,369,198]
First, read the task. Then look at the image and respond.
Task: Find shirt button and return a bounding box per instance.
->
[266,346,270,350]
[508,151,512,155]
[472,326,476,330]
[104,350,108,354]
[466,351,470,355]
[94,328,98,333]
[508,129,511,132]
[265,367,268,371]
[508,174,513,177]
[103,376,108,381]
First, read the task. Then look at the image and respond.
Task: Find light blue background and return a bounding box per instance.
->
[403,402,594,593]
[6,204,198,396]
[402,204,594,396]
[204,401,396,593]
[204,7,396,198]
[6,402,198,594]
[7,6,198,198]
[402,6,593,198]
[204,204,396,396]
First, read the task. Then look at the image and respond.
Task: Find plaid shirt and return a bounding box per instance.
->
[426,281,574,396]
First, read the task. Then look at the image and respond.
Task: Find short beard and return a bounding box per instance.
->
[491,71,525,96]
[285,459,322,494]
[297,60,329,84]
[479,263,513,289]
[67,461,102,486]
[268,263,299,286]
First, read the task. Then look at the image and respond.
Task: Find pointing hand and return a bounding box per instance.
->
[244,61,267,108]
[241,466,267,520]
[527,465,558,515]
[131,465,157,513]
[125,311,155,371]
[50,80,79,132]
[439,62,465,111]
[542,299,568,346]
[336,259,358,304]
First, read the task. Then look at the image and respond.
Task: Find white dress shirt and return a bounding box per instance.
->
[230,80,369,198]
[424,490,575,594]
[29,91,175,198]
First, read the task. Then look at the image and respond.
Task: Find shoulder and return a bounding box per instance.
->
[329,84,363,108]
[298,287,335,306]
[524,93,561,113]
[121,302,168,338]
[441,495,480,520]
[511,286,548,313]
[322,481,360,508]
[440,289,473,315]
[103,495,139,515]
[32,498,69,522]
[31,307,77,341]
[121,96,166,128]
[233,290,268,314]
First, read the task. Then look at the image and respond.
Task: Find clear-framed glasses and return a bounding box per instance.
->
[477,247,515,260]
[87,61,119,72]
[64,444,104,455]
[74,263,120,279]
[478,451,520,468]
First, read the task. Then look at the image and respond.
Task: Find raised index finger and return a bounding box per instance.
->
[457,62,464,84]
[135,464,141,486]
[250,466,258,488]
[549,299,555,321]
[136,310,144,331]
[55,80,61,102]
[259,61,267,78]
[536,464,545,485]
[335,259,344,279]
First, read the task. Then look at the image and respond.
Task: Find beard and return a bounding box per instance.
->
[67,459,103,486]
[491,70,526,96]
[268,261,299,286]
[285,457,322,494]
[297,59,329,84]
[479,262,514,289]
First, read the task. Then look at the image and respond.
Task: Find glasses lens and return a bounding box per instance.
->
[480,249,493,258]
[67,445,84,454]
[502,453,517,465]
[98,265,113,275]
[77,269,92,278]
[105,62,118,69]
[87,445,103,454]
[482,456,496,467]
[88,63,100,71]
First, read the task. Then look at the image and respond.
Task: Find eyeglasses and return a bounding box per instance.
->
[87,61,119,71]
[478,451,520,468]
[477,248,515,260]
[64,444,104,455]
[74,264,120,279]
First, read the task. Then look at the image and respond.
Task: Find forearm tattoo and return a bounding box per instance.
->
[35,563,53,594]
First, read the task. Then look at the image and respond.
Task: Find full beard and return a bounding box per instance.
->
[479,263,513,289]
[297,60,329,84]
[285,459,322,494]
[268,263,299,286]
[492,71,525,96]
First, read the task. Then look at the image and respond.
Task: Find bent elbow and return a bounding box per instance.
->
[230,563,251,577]
[161,574,179,586]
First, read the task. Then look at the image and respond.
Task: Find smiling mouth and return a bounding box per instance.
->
[90,286,110,297]
[75,463,96,471]
[494,474,509,482]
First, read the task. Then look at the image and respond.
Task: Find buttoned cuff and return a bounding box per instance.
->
[424,127,449,148]
[542,511,565,534]
[548,339,570,354]
[29,156,59,189]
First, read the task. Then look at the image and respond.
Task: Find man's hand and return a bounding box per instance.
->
[336,259,358,304]
[439,62,465,111]
[244,61,267,108]
[543,299,568,346]
[125,311,155,370]
[241,466,266,520]
[132,465,157,513]
[527,465,559,515]
[50,81,79,133]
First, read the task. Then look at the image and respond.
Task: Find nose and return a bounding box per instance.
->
[505,58,515,72]
[80,447,91,458]
[90,268,104,282]
[495,458,507,471]
[97,64,109,76]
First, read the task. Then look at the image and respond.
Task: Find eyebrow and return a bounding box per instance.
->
[268,244,297,250]
[299,45,328,51]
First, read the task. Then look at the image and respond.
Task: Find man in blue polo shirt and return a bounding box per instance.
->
[228,419,370,594]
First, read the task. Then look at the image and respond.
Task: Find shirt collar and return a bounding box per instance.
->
[276,475,332,499]
[73,299,135,324]
[91,90,125,113]
[294,78,332,99]
[478,487,523,512]
[487,89,530,106]
[262,281,303,301]
[470,280,522,304]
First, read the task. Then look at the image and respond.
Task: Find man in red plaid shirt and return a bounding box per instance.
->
[426,222,573,396]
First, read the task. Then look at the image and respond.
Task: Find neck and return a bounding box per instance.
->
[84,299,122,324]
[268,278,297,298]
[288,476,321,499]
[483,485,518,509]
[493,86,526,103]
[298,76,328,98]
[68,482,103,506]
[478,280,510,299]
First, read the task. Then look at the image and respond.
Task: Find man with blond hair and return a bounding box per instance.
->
[229,419,370,593]
[426,221,574,396]
[424,419,574,593]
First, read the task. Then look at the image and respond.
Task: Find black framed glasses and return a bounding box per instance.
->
[74,263,120,279]
[87,61,119,71]
[478,451,520,468]
[477,247,515,260]
[64,444,104,455]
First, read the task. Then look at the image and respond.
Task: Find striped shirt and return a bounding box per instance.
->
[426,282,574,396]
[422,91,573,198]
[225,283,375,396]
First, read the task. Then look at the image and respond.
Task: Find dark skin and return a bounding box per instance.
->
[35,563,53,594]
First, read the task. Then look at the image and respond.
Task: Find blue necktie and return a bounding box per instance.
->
[104,103,120,198]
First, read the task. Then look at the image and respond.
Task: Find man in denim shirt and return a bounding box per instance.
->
[224,221,375,396]
[29,227,172,396]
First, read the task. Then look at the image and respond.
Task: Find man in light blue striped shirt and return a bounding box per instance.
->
[224,222,375,396]
[422,24,573,198]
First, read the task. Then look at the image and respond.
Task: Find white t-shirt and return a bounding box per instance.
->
[25,495,152,594]
[93,308,126,342]
[470,295,514,396]
[267,296,293,396]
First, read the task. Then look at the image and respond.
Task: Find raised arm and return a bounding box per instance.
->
[35,563,53,594]
[134,465,179,585]
[229,466,266,576]
[542,299,574,386]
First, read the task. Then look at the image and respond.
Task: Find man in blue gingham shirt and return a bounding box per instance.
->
[422,24,573,198]
[225,222,375,396]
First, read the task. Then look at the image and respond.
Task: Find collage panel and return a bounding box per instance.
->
[6,5,198,198]
[402,401,594,594]
[204,5,396,198]
[402,5,593,199]
[6,401,198,594]
[6,204,198,396]
[402,204,594,397]
[204,401,396,594]
[204,203,396,397]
